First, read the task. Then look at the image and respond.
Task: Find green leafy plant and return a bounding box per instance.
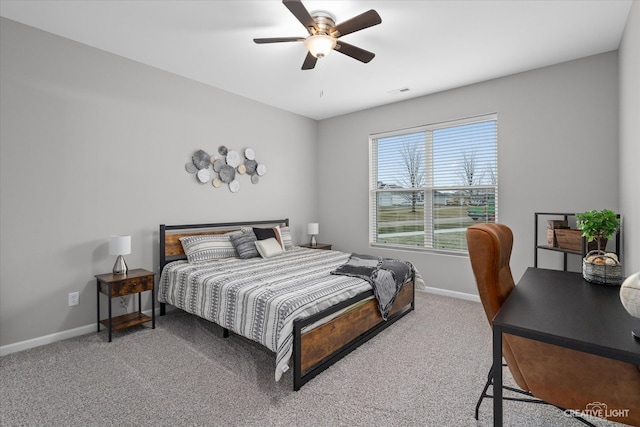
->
[575,209,620,252]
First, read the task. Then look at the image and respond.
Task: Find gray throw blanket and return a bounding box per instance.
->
[330,253,414,320]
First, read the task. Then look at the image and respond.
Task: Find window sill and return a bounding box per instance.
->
[369,242,469,257]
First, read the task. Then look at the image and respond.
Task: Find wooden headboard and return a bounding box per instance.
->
[159,219,289,271]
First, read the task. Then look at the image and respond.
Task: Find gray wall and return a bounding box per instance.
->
[317,52,621,295]
[619,1,640,275]
[2,9,638,349]
[0,19,318,347]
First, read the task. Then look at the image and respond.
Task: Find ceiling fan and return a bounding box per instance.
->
[253,0,382,70]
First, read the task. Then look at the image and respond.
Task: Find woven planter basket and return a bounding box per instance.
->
[582,250,623,285]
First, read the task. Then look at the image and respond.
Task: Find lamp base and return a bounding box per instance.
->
[112,255,128,275]
[633,330,640,341]
[310,235,317,247]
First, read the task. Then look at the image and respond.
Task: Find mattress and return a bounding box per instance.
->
[157,247,372,380]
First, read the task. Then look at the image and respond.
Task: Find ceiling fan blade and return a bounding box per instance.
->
[254,37,305,44]
[283,0,318,34]
[301,52,318,70]
[331,9,381,37]
[334,41,375,63]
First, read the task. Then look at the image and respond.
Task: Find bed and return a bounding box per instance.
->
[157,219,415,390]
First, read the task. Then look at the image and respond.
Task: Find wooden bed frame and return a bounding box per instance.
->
[158,219,415,390]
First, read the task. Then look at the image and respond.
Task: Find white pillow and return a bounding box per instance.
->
[255,237,284,259]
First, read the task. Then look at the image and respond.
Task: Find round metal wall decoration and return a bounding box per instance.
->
[185,147,266,193]
[185,162,198,174]
[212,158,225,172]
[196,168,211,183]
[244,160,258,175]
[226,150,241,168]
[192,150,211,170]
[219,165,236,183]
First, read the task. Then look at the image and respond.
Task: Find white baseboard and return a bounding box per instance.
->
[0,308,161,357]
[0,323,96,356]
[420,286,480,303]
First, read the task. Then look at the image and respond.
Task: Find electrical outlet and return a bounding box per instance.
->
[68,292,79,306]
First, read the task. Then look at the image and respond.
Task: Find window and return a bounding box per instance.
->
[369,114,497,253]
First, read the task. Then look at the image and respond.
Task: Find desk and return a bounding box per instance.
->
[492,267,640,426]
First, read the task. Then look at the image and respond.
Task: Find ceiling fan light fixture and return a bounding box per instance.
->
[255,2,381,70]
[304,34,336,58]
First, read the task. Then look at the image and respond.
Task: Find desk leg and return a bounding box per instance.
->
[493,326,503,426]
[151,288,155,329]
[96,280,100,333]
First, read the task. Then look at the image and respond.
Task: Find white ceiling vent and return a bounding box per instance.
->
[387,88,410,95]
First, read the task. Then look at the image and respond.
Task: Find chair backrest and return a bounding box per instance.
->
[466,223,516,326]
[466,223,529,391]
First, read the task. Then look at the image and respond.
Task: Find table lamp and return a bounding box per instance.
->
[109,235,131,274]
[307,223,319,247]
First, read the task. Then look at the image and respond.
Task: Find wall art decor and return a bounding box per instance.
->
[185,146,266,193]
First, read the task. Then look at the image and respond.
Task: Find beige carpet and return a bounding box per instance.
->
[0,291,623,426]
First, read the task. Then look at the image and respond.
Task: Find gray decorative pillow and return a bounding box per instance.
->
[179,233,239,263]
[230,230,259,259]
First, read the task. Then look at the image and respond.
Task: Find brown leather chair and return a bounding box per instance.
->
[467,223,640,426]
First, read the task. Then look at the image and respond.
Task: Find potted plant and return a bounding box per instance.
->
[575,209,620,252]
[575,209,622,285]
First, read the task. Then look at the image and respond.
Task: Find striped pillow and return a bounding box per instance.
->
[179,233,239,263]
[278,226,294,250]
[230,230,259,259]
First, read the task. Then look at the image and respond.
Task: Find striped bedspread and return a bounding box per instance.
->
[157,247,372,381]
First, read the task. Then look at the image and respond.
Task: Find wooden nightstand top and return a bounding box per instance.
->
[96,268,155,298]
[95,268,154,283]
[300,243,332,250]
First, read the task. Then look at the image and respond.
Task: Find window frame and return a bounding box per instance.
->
[369,113,498,255]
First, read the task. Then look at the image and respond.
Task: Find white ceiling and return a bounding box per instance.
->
[0,0,633,120]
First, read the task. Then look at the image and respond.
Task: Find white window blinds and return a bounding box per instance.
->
[370,114,497,253]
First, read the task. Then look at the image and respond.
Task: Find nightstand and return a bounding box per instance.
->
[300,243,332,250]
[96,268,155,342]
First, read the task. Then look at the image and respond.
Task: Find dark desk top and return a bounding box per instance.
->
[493,267,640,365]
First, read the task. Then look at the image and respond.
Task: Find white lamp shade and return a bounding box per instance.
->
[307,223,319,235]
[109,235,131,255]
[304,34,336,58]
